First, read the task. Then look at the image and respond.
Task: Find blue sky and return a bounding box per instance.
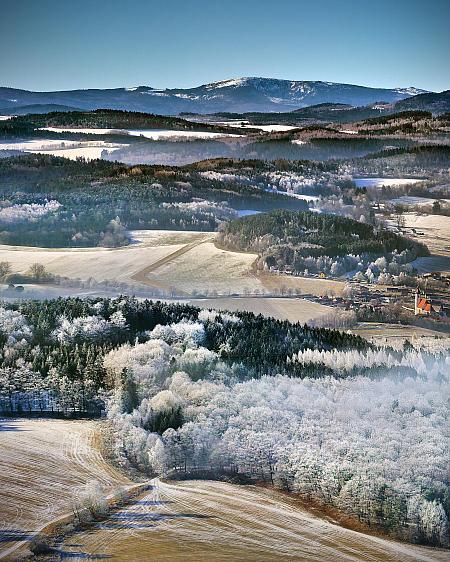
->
[1,0,449,92]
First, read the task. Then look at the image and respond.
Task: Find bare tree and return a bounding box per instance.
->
[0,261,11,282]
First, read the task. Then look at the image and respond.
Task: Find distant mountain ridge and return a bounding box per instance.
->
[0,77,429,115]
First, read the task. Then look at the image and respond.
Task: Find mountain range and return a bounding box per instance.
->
[0,77,429,115]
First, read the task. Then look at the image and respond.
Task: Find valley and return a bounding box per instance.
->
[0,42,449,562]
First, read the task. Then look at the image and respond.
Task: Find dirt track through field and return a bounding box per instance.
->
[56,479,448,562]
[1,421,448,562]
[0,418,132,559]
[131,236,213,293]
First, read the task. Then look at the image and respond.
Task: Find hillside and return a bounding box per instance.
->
[217,210,429,277]
[0,103,80,115]
[0,154,307,247]
[393,90,450,115]
[187,103,394,126]
[186,91,449,127]
[0,78,427,115]
[0,109,251,137]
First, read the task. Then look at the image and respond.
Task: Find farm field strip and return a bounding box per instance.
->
[167,296,333,323]
[388,213,450,259]
[0,139,127,161]
[0,231,210,284]
[131,236,214,293]
[56,478,448,562]
[351,322,450,350]
[0,419,133,558]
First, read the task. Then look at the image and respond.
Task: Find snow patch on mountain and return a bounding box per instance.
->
[394,87,428,96]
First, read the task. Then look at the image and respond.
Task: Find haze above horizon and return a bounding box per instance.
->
[1,0,449,92]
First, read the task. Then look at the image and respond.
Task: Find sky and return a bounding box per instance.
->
[1,0,449,92]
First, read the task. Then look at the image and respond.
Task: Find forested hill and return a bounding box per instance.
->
[217,210,429,276]
[0,155,307,248]
[393,90,450,115]
[1,109,251,136]
[0,297,368,411]
[0,153,307,211]
[1,296,447,548]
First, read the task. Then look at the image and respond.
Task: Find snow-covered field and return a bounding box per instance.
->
[0,229,341,319]
[0,139,126,160]
[0,230,262,297]
[267,187,320,202]
[352,322,450,350]
[354,178,424,188]
[0,418,132,559]
[134,240,262,295]
[56,478,448,562]
[259,270,346,297]
[390,195,438,207]
[236,209,261,217]
[410,255,450,274]
[0,230,261,297]
[40,127,243,139]
[210,120,299,132]
[248,124,299,132]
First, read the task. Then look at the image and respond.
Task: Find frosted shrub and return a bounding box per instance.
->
[72,481,107,523]
[0,307,33,346]
[148,321,205,346]
[51,313,127,344]
[0,200,61,223]
[198,309,241,325]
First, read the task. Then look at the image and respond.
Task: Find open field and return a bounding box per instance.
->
[259,270,346,296]
[0,139,127,160]
[0,230,347,319]
[136,241,261,295]
[351,322,450,350]
[354,178,424,188]
[0,230,261,296]
[0,231,210,286]
[209,120,299,132]
[411,255,450,274]
[2,420,446,562]
[56,478,448,562]
[0,418,132,559]
[396,213,450,259]
[169,296,333,323]
[390,195,438,207]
